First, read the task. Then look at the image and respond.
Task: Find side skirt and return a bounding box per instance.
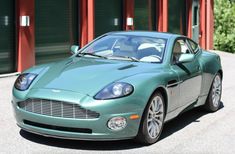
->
[164,99,198,123]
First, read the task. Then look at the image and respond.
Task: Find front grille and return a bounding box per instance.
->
[18,98,100,119]
[24,120,92,134]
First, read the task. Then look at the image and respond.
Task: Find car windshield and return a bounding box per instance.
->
[79,34,167,63]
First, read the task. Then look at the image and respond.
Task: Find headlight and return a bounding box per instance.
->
[94,82,134,100]
[14,73,37,91]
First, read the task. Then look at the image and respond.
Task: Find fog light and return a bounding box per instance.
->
[107,116,127,131]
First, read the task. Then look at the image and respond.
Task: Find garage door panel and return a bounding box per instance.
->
[35,0,78,65]
[134,0,157,31]
[95,0,123,37]
[168,0,187,35]
[0,0,16,74]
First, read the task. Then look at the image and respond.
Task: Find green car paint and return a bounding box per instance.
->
[12,31,222,141]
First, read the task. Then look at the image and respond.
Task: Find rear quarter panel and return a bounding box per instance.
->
[198,50,222,96]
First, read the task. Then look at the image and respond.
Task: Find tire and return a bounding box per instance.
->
[135,91,165,145]
[204,73,222,112]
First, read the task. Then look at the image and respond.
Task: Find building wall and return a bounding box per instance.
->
[9,0,215,73]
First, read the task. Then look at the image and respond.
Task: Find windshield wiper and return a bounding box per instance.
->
[77,52,107,59]
[110,55,140,62]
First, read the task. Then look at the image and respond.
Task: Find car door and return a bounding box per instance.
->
[171,38,202,107]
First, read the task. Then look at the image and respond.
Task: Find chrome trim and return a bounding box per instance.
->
[18,98,100,119]
[166,80,183,88]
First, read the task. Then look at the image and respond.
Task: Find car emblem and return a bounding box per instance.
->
[51,89,61,93]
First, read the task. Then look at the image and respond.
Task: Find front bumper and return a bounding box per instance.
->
[12,88,144,140]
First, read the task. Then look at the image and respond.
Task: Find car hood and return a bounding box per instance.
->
[32,57,161,96]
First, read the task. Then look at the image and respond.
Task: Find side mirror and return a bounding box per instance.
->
[71,45,79,55]
[178,54,194,63]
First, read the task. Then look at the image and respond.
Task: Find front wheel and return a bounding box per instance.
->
[204,73,222,112]
[135,92,165,145]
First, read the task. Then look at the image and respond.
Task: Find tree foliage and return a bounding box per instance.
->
[214,0,235,53]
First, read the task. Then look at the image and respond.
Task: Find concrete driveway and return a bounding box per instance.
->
[0,51,235,154]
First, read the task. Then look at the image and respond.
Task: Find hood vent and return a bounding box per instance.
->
[118,64,137,70]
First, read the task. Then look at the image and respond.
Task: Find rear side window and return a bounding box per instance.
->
[187,39,199,54]
[172,39,192,63]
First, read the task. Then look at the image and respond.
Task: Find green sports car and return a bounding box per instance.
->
[12,31,223,144]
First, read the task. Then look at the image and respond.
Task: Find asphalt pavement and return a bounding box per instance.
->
[0,51,235,154]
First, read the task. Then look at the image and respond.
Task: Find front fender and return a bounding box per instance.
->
[118,71,174,113]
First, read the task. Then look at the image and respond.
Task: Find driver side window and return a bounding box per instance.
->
[172,39,191,63]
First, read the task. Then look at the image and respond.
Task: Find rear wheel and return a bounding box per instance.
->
[135,92,165,145]
[204,73,222,112]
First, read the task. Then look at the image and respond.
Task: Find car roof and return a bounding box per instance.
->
[106,31,182,39]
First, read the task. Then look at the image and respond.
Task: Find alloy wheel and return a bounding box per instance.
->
[147,95,164,139]
[212,75,222,108]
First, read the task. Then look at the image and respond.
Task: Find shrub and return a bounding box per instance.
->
[214,0,235,53]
